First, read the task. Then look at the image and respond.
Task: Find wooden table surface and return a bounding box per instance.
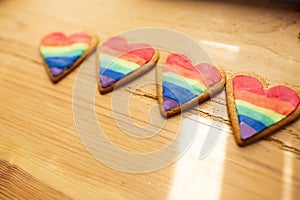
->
[1,0,300,199]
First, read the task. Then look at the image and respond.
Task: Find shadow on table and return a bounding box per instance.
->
[194,0,300,10]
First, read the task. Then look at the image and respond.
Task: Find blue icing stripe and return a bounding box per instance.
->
[163,82,197,104]
[45,56,80,69]
[236,105,275,126]
[100,68,125,81]
[238,115,267,133]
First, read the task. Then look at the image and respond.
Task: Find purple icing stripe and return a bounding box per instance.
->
[239,122,257,140]
[100,75,116,88]
[50,68,64,77]
[163,97,180,111]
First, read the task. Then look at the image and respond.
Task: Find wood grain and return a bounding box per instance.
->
[0,0,300,199]
[0,160,72,200]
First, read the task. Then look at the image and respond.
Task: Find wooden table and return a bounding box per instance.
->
[1,0,299,199]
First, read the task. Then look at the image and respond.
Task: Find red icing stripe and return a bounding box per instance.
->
[265,85,300,108]
[165,54,194,71]
[164,54,222,87]
[101,46,126,57]
[234,90,297,116]
[101,46,148,65]
[195,63,222,87]
[127,48,154,61]
[68,33,91,44]
[102,36,155,62]
[233,75,300,108]
[40,32,91,46]
[119,53,147,66]
[102,36,129,51]
[163,64,207,85]
[232,75,264,95]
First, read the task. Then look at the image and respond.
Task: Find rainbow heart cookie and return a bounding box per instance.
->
[98,36,158,94]
[226,72,300,146]
[156,52,226,117]
[39,32,99,83]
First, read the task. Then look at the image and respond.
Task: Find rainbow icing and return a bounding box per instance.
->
[162,54,222,111]
[99,36,155,88]
[40,32,91,77]
[233,75,300,140]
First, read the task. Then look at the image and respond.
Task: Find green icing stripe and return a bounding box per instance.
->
[235,100,285,122]
[163,72,207,93]
[100,53,140,71]
[100,60,134,75]
[236,105,276,126]
[41,49,85,58]
[163,76,202,95]
[40,43,89,55]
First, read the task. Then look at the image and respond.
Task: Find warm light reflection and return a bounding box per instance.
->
[200,40,240,53]
[168,116,229,200]
[281,152,294,200]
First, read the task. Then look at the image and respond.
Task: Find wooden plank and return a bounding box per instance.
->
[0,0,299,199]
[0,160,72,200]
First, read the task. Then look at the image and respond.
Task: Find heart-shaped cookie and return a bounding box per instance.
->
[39,32,99,83]
[226,72,300,146]
[98,36,158,94]
[156,52,226,117]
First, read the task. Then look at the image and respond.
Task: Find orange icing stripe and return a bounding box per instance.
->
[234,90,296,116]
[101,46,147,65]
[119,53,147,66]
[163,64,207,86]
[68,33,91,44]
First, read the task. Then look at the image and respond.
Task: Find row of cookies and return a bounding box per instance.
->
[39,32,300,147]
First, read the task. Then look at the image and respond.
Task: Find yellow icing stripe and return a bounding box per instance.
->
[163,72,207,92]
[40,43,89,54]
[100,53,140,71]
[235,100,285,122]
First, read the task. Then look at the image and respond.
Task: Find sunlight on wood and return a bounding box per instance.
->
[169,117,229,200]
